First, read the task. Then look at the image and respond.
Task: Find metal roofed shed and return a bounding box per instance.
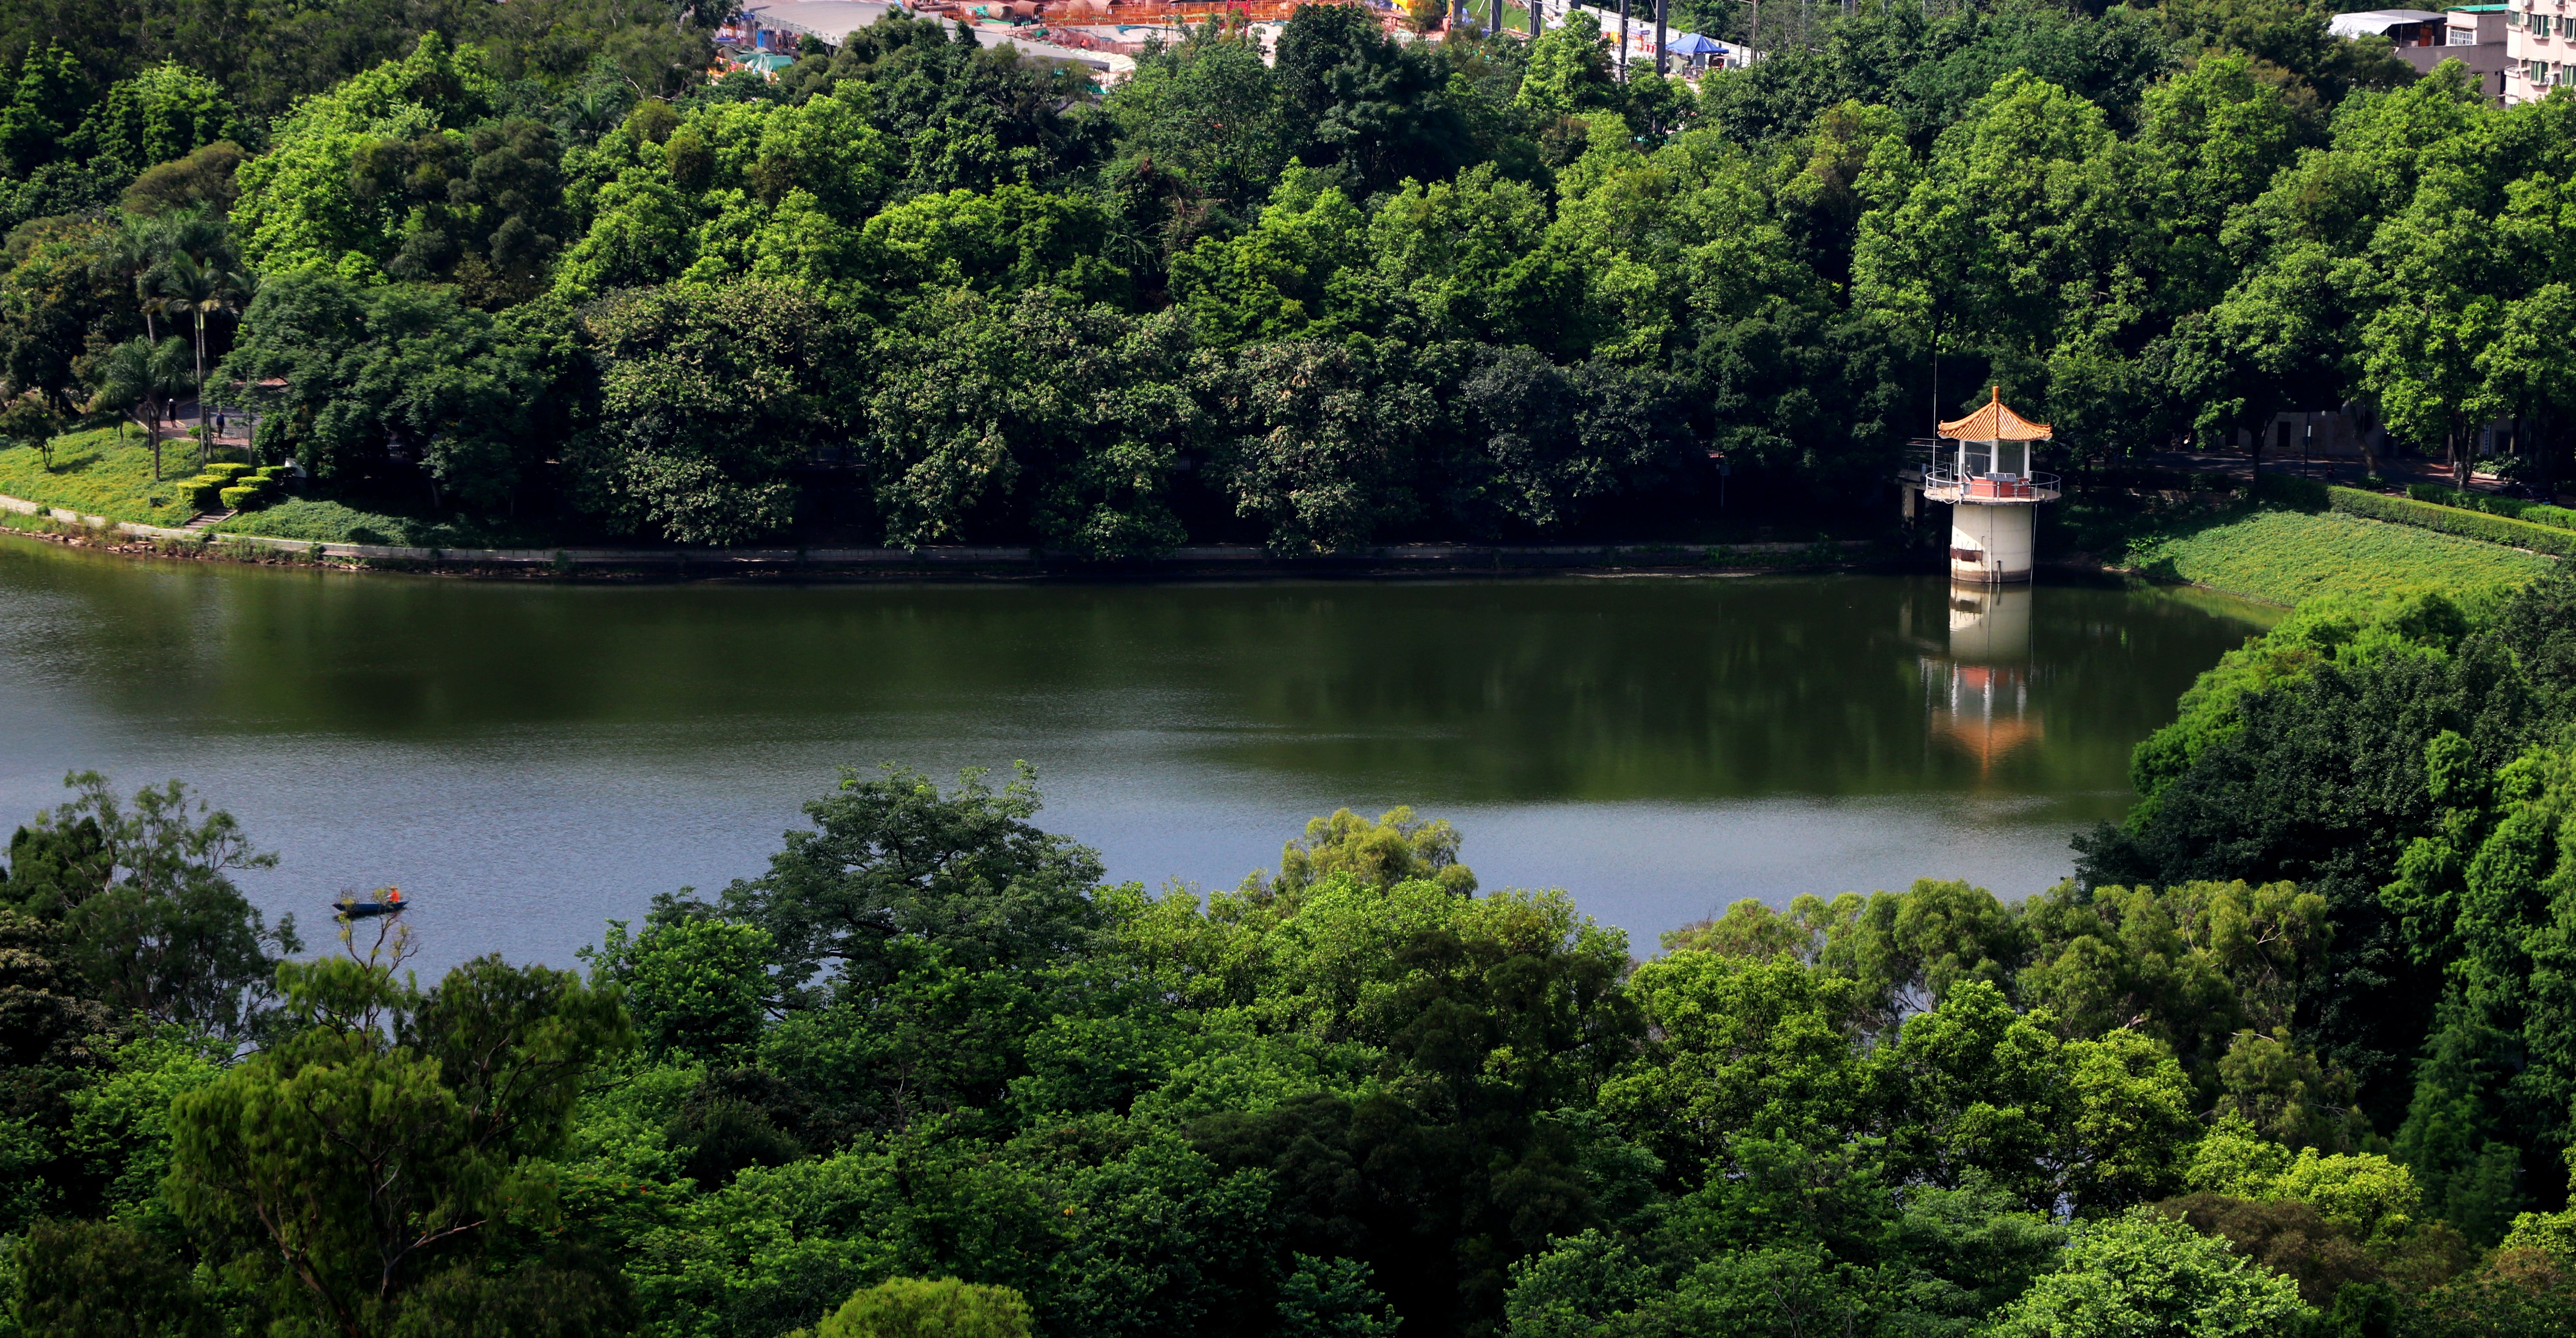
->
[2327,9,2449,43]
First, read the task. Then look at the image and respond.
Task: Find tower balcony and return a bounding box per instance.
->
[1923,464,2061,505]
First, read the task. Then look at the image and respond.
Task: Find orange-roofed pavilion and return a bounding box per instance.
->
[1938,386,2054,443]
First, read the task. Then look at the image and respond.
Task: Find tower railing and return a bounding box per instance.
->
[1922,462,2060,501]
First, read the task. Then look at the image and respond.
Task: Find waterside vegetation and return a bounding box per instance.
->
[10,565,2576,1335]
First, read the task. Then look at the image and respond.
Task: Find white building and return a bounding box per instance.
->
[2441,6,2514,104]
[2325,8,2513,105]
[2506,0,2575,104]
[735,1,912,49]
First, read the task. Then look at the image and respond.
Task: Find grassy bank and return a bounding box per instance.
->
[207,498,521,549]
[2,436,550,551]
[0,429,201,528]
[2121,507,2550,605]
[2330,486,2576,556]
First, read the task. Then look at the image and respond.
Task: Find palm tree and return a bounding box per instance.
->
[94,210,238,344]
[194,265,260,465]
[149,209,231,266]
[88,222,159,341]
[152,254,255,463]
[83,337,194,480]
[158,256,220,395]
[556,79,631,144]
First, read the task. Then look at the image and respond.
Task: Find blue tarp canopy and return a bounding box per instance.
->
[1667,31,1723,54]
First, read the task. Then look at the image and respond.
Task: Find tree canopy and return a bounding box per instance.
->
[0,0,2546,549]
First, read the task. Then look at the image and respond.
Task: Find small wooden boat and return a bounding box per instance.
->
[333,888,407,917]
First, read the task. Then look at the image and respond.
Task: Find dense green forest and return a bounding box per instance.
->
[0,0,2568,550]
[16,572,2576,1335]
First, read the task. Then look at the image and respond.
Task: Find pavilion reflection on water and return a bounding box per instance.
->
[1924,581,2041,768]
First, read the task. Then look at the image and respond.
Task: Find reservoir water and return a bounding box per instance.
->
[0,536,2278,973]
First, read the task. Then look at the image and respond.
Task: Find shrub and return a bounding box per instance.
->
[2522,505,2576,532]
[2406,483,2533,519]
[179,478,224,512]
[217,485,263,511]
[2332,488,2576,557]
[811,1278,1032,1338]
[200,461,250,481]
[2251,472,2328,512]
[212,499,409,544]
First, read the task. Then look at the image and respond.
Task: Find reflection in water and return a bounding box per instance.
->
[1927,583,2041,769]
[1947,582,2033,664]
[0,538,2279,970]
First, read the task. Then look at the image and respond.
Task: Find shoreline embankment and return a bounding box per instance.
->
[0,491,1895,580]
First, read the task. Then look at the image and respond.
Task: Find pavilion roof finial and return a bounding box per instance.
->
[1938,385,2053,442]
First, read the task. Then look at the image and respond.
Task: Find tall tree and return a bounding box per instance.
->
[167,946,631,1338]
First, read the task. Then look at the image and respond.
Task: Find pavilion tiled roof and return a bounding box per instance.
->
[1938,386,2053,441]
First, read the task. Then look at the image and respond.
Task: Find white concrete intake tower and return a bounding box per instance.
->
[1922,386,2061,583]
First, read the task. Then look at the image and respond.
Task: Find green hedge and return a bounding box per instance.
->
[2331,487,2576,556]
[178,477,224,512]
[218,484,267,511]
[2405,481,2537,519]
[2252,472,2330,512]
[201,461,250,481]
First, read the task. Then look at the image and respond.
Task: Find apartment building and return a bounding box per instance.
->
[2506,0,2574,104]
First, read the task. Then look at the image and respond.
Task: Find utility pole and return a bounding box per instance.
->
[1619,0,1630,77]
[1655,0,1667,73]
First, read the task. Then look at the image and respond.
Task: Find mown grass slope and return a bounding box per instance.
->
[2124,508,2552,605]
[0,429,201,527]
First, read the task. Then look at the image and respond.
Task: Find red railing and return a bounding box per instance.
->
[1923,464,2060,500]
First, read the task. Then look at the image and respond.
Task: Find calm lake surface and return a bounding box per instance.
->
[0,536,2279,973]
